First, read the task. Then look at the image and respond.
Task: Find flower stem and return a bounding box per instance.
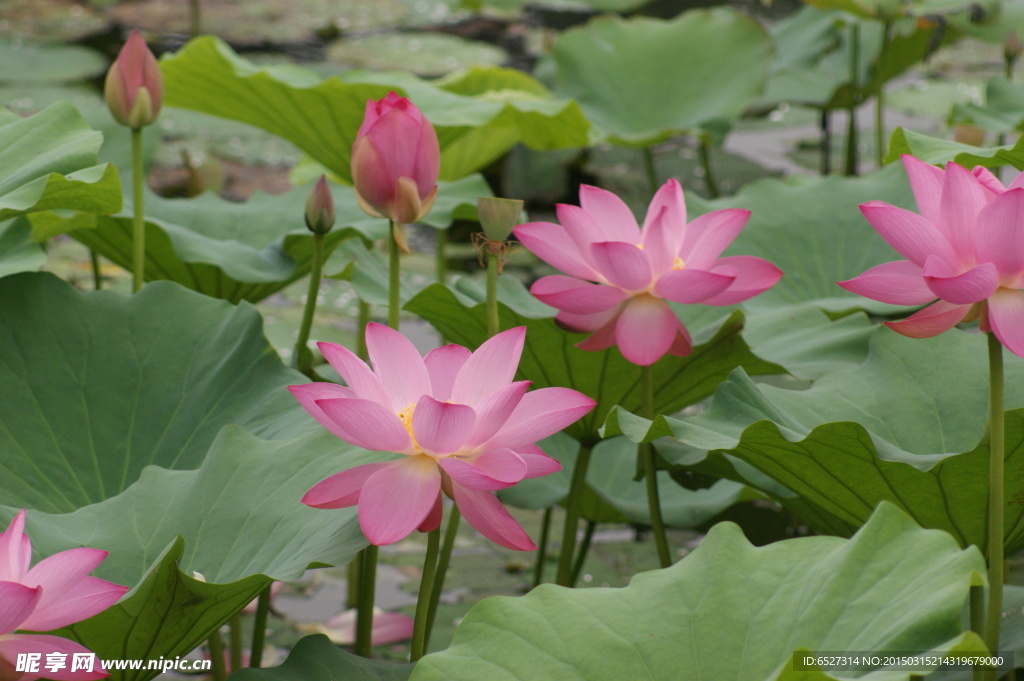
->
[354,545,379,657]
[131,126,145,293]
[844,22,861,177]
[389,222,401,330]
[486,251,500,337]
[698,133,720,199]
[207,631,226,681]
[436,228,447,285]
[249,583,271,668]
[411,527,441,661]
[642,147,658,197]
[356,299,371,360]
[90,250,102,290]
[532,506,553,588]
[425,506,461,650]
[985,332,1005,665]
[570,520,596,584]
[641,365,671,568]
[875,20,892,167]
[228,613,243,672]
[556,441,593,586]
[189,0,202,35]
[292,233,324,377]
[820,109,832,176]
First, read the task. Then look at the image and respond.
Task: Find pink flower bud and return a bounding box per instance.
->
[304,175,335,235]
[351,92,440,226]
[104,30,163,129]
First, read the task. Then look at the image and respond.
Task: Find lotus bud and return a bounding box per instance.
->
[477,197,523,242]
[104,30,164,129]
[1007,31,1022,62]
[304,175,335,235]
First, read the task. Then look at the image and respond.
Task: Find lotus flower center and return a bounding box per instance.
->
[397,402,423,453]
[672,257,685,270]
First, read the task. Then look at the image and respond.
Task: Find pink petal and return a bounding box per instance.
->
[939,162,990,259]
[700,256,783,306]
[988,289,1024,358]
[316,398,412,453]
[359,457,441,545]
[411,396,475,456]
[321,609,415,646]
[1009,171,1024,190]
[679,209,751,271]
[410,118,441,199]
[513,443,563,479]
[642,179,687,255]
[974,188,1024,282]
[922,257,999,304]
[837,260,934,305]
[317,343,390,406]
[439,449,528,491]
[19,577,127,632]
[450,484,536,551]
[418,495,443,533]
[486,387,596,450]
[302,462,390,509]
[653,269,735,304]
[885,300,971,338]
[556,204,604,262]
[579,184,641,244]
[449,327,526,408]
[668,318,693,357]
[0,582,41,633]
[972,166,1006,195]
[465,381,530,449]
[590,242,652,291]
[514,221,599,281]
[614,295,677,366]
[0,510,30,583]
[859,201,959,267]
[530,276,628,315]
[288,383,357,441]
[0,635,109,681]
[901,155,945,226]
[423,345,471,402]
[365,323,431,412]
[555,303,623,334]
[639,206,675,274]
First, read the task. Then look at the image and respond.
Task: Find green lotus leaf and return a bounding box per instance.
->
[799,0,998,21]
[543,9,773,146]
[411,503,985,681]
[0,101,121,222]
[0,40,107,84]
[161,37,588,182]
[884,126,1024,170]
[229,634,412,681]
[950,76,1024,135]
[0,218,45,277]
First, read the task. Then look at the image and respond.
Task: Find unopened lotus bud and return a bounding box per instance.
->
[104,30,163,129]
[1007,31,1022,61]
[477,197,523,242]
[304,175,335,235]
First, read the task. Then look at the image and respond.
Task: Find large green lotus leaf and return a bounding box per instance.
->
[161,37,589,182]
[884,126,1024,170]
[543,10,773,146]
[405,283,779,443]
[2,427,372,681]
[0,101,121,222]
[603,327,1024,554]
[0,40,107,84]
[687,163,916,311]
[0,272,315,513]
[0,218,45,277]
[800,0,998,21]
[950,76,1024,134]
[411,503,985,681]
[230,634,412,681]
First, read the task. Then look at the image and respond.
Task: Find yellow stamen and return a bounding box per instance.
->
[397,402,423,453]
[672,257,685,270]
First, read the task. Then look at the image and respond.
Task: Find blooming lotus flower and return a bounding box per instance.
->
[289,324,595,550]
[104,30,163,129]
[0,511,128,681]
[514,180,783,366]
[351,92,440,229]
[837,155,1024,357]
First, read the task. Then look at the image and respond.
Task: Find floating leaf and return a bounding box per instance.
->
[0,40,107,84]
[229,634,413,681]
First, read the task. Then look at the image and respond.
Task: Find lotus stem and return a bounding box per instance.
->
[532,506,554,588]
[486,251,500,337]
[206,630,226,681]
[844,22,861,177]
[90,250,102,290]
[984,332,1005,674]
[228,613,243,672]
[248,583,271,668]
[436,228,447,285]
[698,133,720,198]
[292,233,324,377]
[875,21,893,167]
[556,442,593,586]
[354,545,379,657]
[389,222,401,331]
[570,520,597,584]
[131,126,145,292]
[411,527,441,661]
[356,299,371,360]
[642,147,658,197]
[424,506,461,650]
[641,364,671,568]
[189,0,202,35]
[821,109,832,176]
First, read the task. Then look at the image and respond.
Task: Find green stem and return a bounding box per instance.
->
[532,506,553,588]
[556,442,593,586]
[820,109,832,176]
[90,250,102,290]
[971,583,986,681]
[641,365,671,568]
[249,584,271,668]
[389,222,401,330]
[131,127,145,293]
[189,0,202,35]
[698,134,720,198]
[436,228,447,285]
[642,147,658,197]
[845,22,861,177]
[411,527,441,661]
[425,507,461,649]
[228,613,243,672]
[347,558,360,609]
[486,251,500,337]
[875,21,892,167]
[985,332,1005,666]
[292,233,324,377]
[570,520,596,585]
[207,631,226,681]
[356,299,371,360]
[354,545,379,658]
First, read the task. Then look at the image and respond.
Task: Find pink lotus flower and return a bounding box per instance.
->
[103,30,163,129]
[314,608,415,646]
[289,324,594,550]
[837,155,1024,357]
[351,92,440,228]
[0,511,128,681]
[514,180,782,366]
